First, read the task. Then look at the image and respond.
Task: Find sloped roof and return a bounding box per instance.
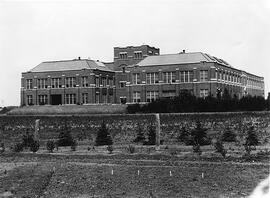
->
[29,59,112,72]
[103,62,116,71]
[137,52,231,67]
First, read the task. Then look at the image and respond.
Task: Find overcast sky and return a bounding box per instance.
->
[0,0,269,106]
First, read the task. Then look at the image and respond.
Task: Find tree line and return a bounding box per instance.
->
[127,89,270,113]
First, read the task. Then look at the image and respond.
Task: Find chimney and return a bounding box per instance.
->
[78,57,81,60]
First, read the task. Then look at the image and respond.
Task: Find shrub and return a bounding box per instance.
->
[57,123,75,147]
[13,142,24,152]
[214,139,227,158]
[107,145,113,154]
[177,126,193,145]
[70,140,77,151]
[192,144,202,155]
[22,131,35,148]
[0,142,5,153]
[222,127,236,142]
[29,141,39,153]
[95,121,113,146]
[144,124,156,145]
[127,145,135,154]
[169,147,178,156]
[133,124,145,143]
[46,140,55,153]
[244,126,259,155]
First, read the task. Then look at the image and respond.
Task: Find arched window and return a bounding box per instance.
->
[120,64,127,73]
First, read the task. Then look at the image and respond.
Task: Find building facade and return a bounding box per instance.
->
[21,45,264,106]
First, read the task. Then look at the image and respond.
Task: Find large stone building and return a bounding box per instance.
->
[21,45,264,106]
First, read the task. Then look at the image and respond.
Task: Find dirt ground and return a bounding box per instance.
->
[0,152,269,198]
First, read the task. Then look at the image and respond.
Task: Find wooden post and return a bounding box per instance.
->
[155,113,160,150]
[34,119,40,141]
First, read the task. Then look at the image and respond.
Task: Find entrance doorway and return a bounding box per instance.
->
[51,94,62,105]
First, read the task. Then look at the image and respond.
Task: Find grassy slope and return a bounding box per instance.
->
[7,104,127,115]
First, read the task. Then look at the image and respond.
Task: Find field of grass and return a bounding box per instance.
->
[0,153,269,198]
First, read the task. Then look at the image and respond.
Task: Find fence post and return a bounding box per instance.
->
[155,113,160,150]
[34,119,40,141]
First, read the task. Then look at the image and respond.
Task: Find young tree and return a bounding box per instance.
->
[222,127,236,142]
[144,124,156,145]
[46,140,55,153]
[22,130,35,148]
[57,122,75,147]
[95,121,113,146]
[134,124,145,143]
[214,138,227,158]
[244,126,259,155]
[29,140,40,153]
[177,126,192,145]
[191,121,210,146]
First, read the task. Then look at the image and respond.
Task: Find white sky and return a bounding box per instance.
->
[0,0,269,106]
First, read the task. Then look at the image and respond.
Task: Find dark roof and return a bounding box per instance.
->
[29,59,112,72]
[137,52,231,67]
[103,62,116,71]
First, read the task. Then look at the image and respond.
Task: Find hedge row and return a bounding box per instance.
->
[0,112,269,146]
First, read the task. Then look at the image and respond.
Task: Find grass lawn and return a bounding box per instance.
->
[0,153,269,198]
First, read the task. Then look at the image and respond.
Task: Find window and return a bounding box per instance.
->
[163,72,176,83]
[189,71,194,82]
[66,77,76,88]
[120,97,126,104]
[65,94,76,104]
[95,77,100,87]
[95,92,100,103]
[108,94,113,104]
[200,70,208,82]
[82,93,88,104]
[180,71,193,83]
[27,95,33,105]
[134,51,143,59]
[109,78,114,86]
[146,73,159,84]
[102,93,107,104]
[26,79,33,89]
[132,73,140,84]
[200,89,209,98]
[37,79,47,89]
[119,52,128,59]
[38,95,48,105]
[133,91,141,103]
[162,90,176,98]
[146,91,159,102]
[120,81,126,88]
[51,78,61,88]
[82,76,88,87]
[101,77,107,87]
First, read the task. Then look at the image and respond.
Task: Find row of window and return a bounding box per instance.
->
[27,93,114,105]
[132,70,203,84]
[26,77,114,90]
[217,71,241,83]
[132,89,209,103]
[119,51,143,60]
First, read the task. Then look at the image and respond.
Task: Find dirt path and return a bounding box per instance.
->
[66,158,269,168]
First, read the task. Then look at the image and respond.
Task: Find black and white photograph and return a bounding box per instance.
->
[0,0,269,197]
